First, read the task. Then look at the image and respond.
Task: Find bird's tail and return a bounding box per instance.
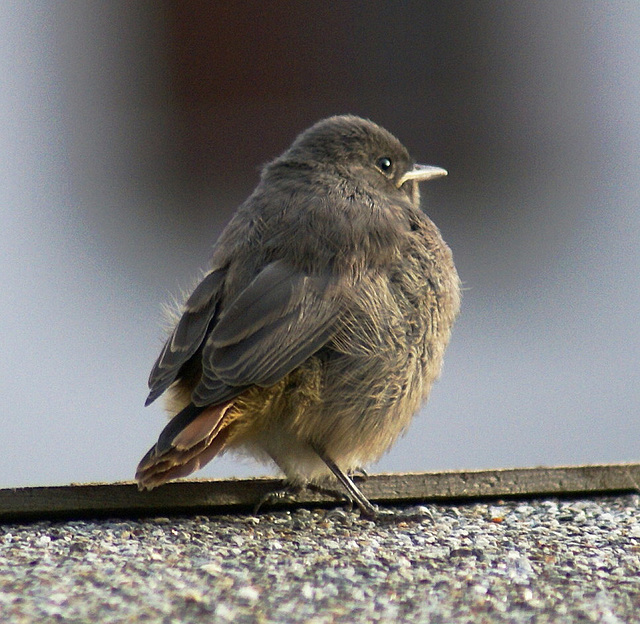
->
[135,401,235,490]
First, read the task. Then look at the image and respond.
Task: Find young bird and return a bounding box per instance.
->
[136,115,461,516]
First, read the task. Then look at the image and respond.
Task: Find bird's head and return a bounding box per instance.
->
[272,115,446,207]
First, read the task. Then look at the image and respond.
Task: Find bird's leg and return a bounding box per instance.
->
[309,443,379,519]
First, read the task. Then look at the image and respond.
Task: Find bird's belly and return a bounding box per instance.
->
[225,269,454,483]
[227,341,435,483]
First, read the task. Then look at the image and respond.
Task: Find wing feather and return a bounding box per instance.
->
[145,269,225,405]
[192,260,341,406]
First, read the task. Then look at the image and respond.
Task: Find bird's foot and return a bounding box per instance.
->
[253,483,304,514]
[348,467,369,482]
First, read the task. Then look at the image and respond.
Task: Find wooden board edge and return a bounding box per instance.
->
[1,463,639,522]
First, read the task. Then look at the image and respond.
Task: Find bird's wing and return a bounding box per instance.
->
[192,259,342,406]
[146,269,225,405]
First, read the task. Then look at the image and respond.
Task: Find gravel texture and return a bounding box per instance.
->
[1,495,639,623]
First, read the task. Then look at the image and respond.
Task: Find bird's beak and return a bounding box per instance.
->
[398,164,448,188]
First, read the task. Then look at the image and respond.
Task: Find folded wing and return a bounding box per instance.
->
[146,260,344,408]
[193,260,342,405]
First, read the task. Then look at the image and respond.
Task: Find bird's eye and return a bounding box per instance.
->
[376,157,393,173]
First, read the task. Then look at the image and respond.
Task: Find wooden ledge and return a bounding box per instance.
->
[1,463,639,522]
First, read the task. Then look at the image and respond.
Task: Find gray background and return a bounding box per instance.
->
[2,2,639,488]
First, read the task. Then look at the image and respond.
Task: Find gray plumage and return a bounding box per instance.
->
[136,115,461,516]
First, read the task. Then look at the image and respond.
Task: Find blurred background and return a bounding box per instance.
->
[2,2,639,488]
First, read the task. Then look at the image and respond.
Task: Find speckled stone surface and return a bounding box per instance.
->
[1,495,639,623]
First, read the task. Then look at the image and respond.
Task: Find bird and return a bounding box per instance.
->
[135,115,461,517]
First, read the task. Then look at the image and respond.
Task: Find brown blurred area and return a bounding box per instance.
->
[159,1,454,206]
[115,0,605,293]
